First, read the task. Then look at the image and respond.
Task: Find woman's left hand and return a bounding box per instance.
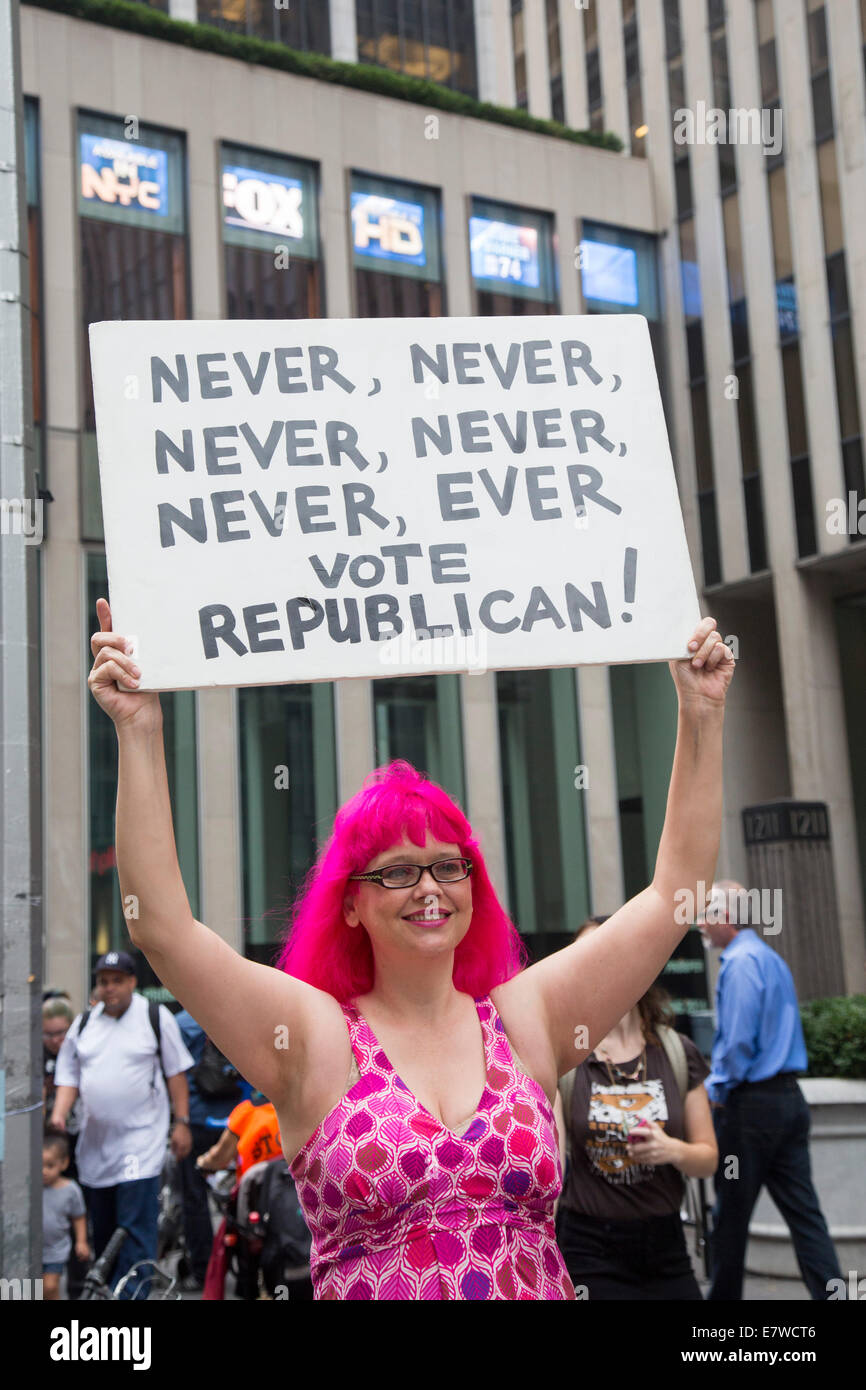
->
[627,1118,682,1167]
[669,615,736,709]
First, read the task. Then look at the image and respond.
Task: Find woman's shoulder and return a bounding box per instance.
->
[649,1028,709,1084]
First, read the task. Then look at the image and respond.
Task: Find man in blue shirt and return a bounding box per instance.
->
[701,881,843,1300]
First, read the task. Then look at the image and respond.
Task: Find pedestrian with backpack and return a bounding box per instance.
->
[556,917,717,1300]
[51,951,194,1298]
[174,1009,245,1291]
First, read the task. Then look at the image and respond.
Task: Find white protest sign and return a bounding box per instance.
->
[89,316,700,690]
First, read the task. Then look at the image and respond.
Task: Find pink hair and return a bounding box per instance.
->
[274,759,527,1002]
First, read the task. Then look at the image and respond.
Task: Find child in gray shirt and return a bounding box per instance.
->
[43,1132,89,1299]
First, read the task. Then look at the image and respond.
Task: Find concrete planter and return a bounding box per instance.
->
[745,1078,866,1282]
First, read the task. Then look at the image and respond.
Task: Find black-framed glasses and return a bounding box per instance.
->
[348,857,473,889]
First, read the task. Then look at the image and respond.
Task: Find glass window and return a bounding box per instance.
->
[674,154,694,220]
[87,552,199,968]
[783,339,817,558]
[497,669,588,935]
[372,674,465,806]
[691,382,713,490]
[842,439,865,526]
[546,0,563,123]
[768,164,793,281]
[351,172,443,317]
[737,362,767,571]
[663,0,681,59]
[584,0,602,120]
[221,143,322,319]
[817,140,842,257]
[239,683,337,960]
[512,1,527,110]
[790,455,817,557]
[697,490,721,588]
[78,112,188,544]
[782,343,808,460]
[722,194,745,307]
[827,251,849,319]
[610,664,678,901]
[833,315,862,444]
[198,0,331,51]
[579,222,660,320]
[623,4,646,158]
[758,39,779,107]
[470,197,557,310]
[354,0,477,96]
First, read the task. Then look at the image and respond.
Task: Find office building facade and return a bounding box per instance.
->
[21,0,864,1008]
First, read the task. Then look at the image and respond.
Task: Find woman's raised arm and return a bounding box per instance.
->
[502,615,735,1080]
[88,598,338,1105]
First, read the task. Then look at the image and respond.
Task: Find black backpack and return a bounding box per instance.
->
[77,998,167,1089]
[254,1158,312,1288]
[192,1037,243,1102]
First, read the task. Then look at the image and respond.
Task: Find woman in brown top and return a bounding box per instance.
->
[556,918,717,1300]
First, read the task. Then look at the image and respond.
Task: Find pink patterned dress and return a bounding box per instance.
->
[289,994,575,1300]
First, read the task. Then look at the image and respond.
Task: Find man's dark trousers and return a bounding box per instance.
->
[708,1076,843,1300]
[178,1123,219,1282]
[81,1175,161,1299]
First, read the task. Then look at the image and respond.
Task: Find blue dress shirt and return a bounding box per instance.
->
[705,928,808,1105]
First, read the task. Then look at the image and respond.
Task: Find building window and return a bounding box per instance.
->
[578,220,664,400]
[511,0,527,110]
[86,552,199,972]
[239,683,337,960]
[469,197,558,314]
[198,0,331,52]
[584,0,603,132]
[351,171,444,317]
[497,668,588,936]
[622,0,647,158]
[709,13,736,193]
[721,192,768,572]
[663,0,681,59]
[678,202,721,586]
[546,0,563,122]
[768,154,817,556]
[610,663,678,901]
[807,2,833,141]
[77,112,188,544]
[221,143,322,319]
[372,676,465,806]
[355,0,477,96]
[783,341,817,556]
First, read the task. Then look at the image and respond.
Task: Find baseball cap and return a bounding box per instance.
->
[94,950,137,976]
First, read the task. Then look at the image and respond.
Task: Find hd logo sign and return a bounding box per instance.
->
[350,193,427,267]
[222,165,305,241]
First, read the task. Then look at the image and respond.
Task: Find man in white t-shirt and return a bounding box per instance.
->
[52,950,194,1297]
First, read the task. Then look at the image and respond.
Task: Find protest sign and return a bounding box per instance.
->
[88,315,701,690]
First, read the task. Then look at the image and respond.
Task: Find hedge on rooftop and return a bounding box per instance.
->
[23,0,624,154]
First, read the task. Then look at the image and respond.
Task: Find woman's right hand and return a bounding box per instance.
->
[88,597,162,732]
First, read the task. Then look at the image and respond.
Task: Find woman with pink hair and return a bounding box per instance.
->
[88,597,735,1300]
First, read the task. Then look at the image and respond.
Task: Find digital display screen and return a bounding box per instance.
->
[222,164,305,241]
[469,216,540,288]
[580,239,639,307]
[79,134,169,217]
[351,192,426,267]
